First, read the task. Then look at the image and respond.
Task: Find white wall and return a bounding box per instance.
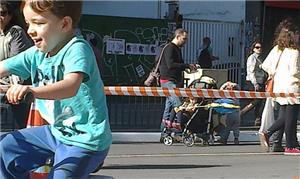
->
[180,1,245,22]
[82,1,245,22]
[82,1,168,19]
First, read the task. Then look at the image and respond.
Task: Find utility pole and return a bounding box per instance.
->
[165,0,183,36]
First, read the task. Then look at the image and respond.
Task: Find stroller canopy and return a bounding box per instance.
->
[189,76,217,89]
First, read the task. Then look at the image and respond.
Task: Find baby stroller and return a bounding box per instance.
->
[162,76,218,146]
[180,81,241,147]
[173,98,240,147]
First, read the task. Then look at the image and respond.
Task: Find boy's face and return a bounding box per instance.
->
[23,4,71,55]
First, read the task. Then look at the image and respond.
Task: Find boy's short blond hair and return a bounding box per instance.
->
[21,0,82,28]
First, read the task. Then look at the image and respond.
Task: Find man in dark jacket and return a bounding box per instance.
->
[197,37,218,69]
[159,28,197,140]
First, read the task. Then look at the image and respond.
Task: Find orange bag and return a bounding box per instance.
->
[265,52,283,93]
[265,78,274,92]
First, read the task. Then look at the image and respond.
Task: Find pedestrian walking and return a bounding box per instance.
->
[242,41,266,126]
[159,28,197,141]
[259,18,300,155]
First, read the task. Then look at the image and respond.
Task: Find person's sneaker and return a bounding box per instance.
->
[234,138,239,145]
[271,144,284,152]
[284,147,300,156]
[162,119,172,128]
[172,122,182,131]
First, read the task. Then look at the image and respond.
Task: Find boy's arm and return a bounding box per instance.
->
[6,72,83,104]
[31,72,84,99]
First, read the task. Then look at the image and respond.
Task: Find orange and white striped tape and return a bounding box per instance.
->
[1,85,299,99]
[104,86,300,98]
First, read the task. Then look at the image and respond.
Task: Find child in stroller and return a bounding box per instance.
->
[161,76,218,146]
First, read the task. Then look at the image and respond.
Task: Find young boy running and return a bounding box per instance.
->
[0,1,112,178]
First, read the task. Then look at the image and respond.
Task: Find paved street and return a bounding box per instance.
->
[90,142,300,179]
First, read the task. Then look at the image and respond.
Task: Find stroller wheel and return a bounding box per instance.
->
[163,136,173,146]
[183,135,195,147]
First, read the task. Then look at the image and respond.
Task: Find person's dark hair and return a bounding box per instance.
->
[203,37,211,44]
[174,28,188,38]
[249,40,262,55]
[21,0,82,28]
[0,1,27,32]
[273,18,299,51]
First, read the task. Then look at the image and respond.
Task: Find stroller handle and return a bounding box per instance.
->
[0,85,34,104]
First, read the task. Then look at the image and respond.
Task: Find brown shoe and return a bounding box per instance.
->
[254,118,261,126]
[259,131,270,152]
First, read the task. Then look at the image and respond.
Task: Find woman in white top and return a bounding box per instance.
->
[260,18,300,155]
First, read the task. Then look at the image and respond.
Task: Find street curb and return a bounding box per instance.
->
[112,131,300,143]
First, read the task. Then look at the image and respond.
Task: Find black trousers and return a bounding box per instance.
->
[272,102,284,145]
[244,81,265,120]
[268,104,300,148]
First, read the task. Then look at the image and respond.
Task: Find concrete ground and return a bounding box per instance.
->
[90,142,300,179]
[88,129,300,179]
[111,129,300,143]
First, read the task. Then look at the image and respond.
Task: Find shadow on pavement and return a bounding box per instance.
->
[89,175,114,179]
[102,164,230,170]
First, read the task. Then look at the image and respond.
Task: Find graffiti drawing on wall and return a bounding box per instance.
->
[81,25,168,85]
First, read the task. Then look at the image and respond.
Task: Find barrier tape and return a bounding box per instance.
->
[104,86,300,99]
[1,85,300,99]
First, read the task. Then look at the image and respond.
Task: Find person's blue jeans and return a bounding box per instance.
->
[160,81,182,132]
[0,126,109,179]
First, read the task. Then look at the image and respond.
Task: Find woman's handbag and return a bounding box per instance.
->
[265,77,274,92]
[144,70,160,87]
[265,52,282,92]
[144,44,169,87]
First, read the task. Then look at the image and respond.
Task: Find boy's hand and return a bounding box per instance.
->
[6,84,32,104]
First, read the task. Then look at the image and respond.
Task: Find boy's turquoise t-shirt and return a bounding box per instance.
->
[4,36,112,151]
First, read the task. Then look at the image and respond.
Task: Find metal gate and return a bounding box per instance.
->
[182,19,244,85]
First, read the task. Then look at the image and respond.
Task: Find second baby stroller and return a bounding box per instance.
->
[180,81,241,147]
[161,76,218,146]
